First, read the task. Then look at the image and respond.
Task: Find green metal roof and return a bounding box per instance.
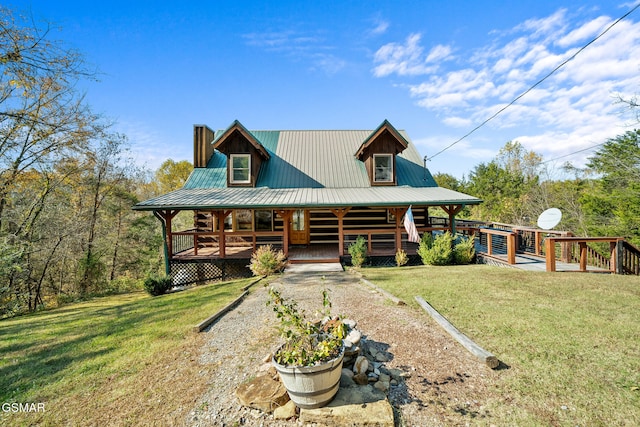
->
[134,125,482,211]
[134,186,481,210]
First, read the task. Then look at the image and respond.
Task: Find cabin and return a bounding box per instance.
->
[133,119,482,284]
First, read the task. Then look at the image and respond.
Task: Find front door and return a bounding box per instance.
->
[290,209,309,245]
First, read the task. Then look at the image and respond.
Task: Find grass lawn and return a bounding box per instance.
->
[0,278,253,427]
[362,265,640,426]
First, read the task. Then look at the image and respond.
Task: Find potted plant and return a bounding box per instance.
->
[267,287,347,409]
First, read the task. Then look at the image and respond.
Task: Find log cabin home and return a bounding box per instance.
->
[133,119,482,284]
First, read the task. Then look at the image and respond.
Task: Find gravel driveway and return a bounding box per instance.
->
[186,265,499,426]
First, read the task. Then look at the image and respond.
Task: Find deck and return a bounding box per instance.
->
[479,253,612,273]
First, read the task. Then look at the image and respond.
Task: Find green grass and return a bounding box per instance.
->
[362,265,640,427]
[0,278,253,426]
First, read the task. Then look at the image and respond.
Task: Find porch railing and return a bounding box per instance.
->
[171,230,284,256]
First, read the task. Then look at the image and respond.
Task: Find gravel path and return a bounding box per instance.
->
[185,267,499,426]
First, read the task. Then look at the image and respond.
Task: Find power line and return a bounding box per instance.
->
[540,142,606,164]
[427,2,640,161]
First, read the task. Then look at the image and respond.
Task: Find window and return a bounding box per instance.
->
[255,210,273,231]
[373,154,393,182]
[230,154,251,184]
[235,210,253,231]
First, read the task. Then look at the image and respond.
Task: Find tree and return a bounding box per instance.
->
[466,141,542,224]
[584,130,640,245]
[154,159,193,194]
[0,8,101,230]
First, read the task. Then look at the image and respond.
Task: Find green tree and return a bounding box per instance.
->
[154,159,193,194]
[584,130,640,245]
[465,141,541,224]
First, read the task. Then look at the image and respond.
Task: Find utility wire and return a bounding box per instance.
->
[427,2,640,161]
[540,142,606,164]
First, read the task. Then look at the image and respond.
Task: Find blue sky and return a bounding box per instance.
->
[13,1,640,179]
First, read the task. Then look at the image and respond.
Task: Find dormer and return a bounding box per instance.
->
[355,120,408,186]
[212,120,270,187]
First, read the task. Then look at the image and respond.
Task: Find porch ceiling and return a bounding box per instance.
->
[132,186,482,211]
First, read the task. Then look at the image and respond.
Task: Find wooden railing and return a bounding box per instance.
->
[545,237,624,273]
[477,228,517,264]
[618,240,640,275]
[171,230,284,256]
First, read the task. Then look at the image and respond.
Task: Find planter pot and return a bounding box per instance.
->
[272,347,344,409]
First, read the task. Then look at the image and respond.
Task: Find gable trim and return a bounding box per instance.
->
[355,119,409,160]
[213,120,270,160]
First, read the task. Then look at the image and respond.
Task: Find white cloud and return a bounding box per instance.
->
[372,33,450,77]
[370,18,389,36]
[374,7,640,168]
[243,29,345,75]
[557,16,612,47]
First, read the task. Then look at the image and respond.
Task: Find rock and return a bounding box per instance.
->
[341,368,354,378]
[273,400,297,420]
[343,318,357,329]
[375,352,389,362]
[353,355,368,375]
[344,344,361,357]
[346,329,362,345]
[353,373,369,385]
[379,373,391,383]
[300,386,393,427]
[235,375,290,413]
[374,380,390,393]
[387,368,404,382]
[340,372,356,387]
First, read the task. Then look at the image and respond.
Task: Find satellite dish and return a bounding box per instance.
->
[537,208,562,230]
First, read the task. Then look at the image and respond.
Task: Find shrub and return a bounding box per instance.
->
[143,275,173,296]
[250,244,287,276]
[348,236,367,267]
[453,235,476,265]
[418,232,454,266]
[395,249,408,267]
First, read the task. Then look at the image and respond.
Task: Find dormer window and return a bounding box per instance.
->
[374,154,393,183]
[230,154,251,184]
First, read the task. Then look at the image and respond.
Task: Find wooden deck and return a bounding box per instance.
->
[480,253,612,273]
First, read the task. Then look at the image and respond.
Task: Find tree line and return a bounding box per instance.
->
[1,8,638,317]
[434,135,640,248]
[0,8,191,317]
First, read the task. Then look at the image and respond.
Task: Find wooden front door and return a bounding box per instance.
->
[290,209,309,245]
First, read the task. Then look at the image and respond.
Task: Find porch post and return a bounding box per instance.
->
[214,210,232,258]
[153,209,179,275]
[441,205,463,234]
[390,207,407,253]
[275,210,293,257]
[331,208,351,256]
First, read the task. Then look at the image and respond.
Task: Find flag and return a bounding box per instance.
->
[404,206,421,243]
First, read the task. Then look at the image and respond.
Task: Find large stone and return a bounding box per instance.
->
[273,400,297,420]
[235,374,290,413]
[300,386,394,426]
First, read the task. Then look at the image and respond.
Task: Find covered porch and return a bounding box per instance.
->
[155,205,473,266]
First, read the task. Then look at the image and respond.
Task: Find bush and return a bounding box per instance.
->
[348,236,367,267]
[453,235,476,265]
[395,249,408,267]
[250,244,287,276]
[418,232,453,266]
[143,275,173,296]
